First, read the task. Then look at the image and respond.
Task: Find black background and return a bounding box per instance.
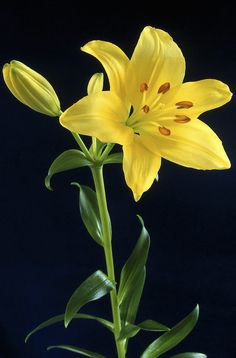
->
[0,3,236,358]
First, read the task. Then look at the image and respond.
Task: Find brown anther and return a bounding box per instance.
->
[158,82,170,94]
[174,115,191,123]
[176,101,193,109]
[140,82,148,92]
[159,126,171,136]
[142,105,150,113]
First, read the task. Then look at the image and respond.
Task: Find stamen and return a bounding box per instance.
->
[159,126,171,136]
[158,82,170,94]
[140,82,148,92]
[142,105,150,113]
[176,101,193,109]
[174,115,191,123]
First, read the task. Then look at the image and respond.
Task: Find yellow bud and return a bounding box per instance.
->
[3,60,61,117]
[87,72,104,95]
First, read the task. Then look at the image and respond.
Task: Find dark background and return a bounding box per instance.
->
[0,3,235,358]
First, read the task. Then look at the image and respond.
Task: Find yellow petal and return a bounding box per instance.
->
[162,79,232,118]
[123,135,161,201]
[81,40,129,102]
[87,72,104,95]
[126,26,185,110]
[143,119,230,169]
[60,91,133,145]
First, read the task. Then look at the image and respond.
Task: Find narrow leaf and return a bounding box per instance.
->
[170,353,207,358]
[104,152,123,165]
[65,270,115,328]
[119,320,170,340]
[118,215,150,324]
[71,183,103,246]
[139,320,170,331]
[47,345,106,357]
[140,305,200,358]
[45,149,91,190]
[120,268,145,326]
[25,313,113,343]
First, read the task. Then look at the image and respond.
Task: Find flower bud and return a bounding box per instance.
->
[3,60,61,117]
[87,72,104,95]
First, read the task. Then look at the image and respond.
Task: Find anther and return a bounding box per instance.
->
[140,82,148,92]
[174,115,191,123]
[158,82,170,94]
[142,105,150,113]
[159,126,171,136]
[176,101,193,109]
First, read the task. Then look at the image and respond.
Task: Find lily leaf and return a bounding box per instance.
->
[118,215,150,325]
[104,152,123,165]
[170,353,207,358]
[25,313,113,343]
[47,345,106,357]
[119,319,170,340]
[65,270,115,328]
[45,149,91,190]
[71,183,103,246]
[140,305,200,358]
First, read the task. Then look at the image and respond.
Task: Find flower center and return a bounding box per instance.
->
[127,82,194,137]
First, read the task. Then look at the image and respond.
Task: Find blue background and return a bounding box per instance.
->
[0,3,235,358]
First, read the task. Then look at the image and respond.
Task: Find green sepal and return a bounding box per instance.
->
[119,319,170,340]
[71,182,103,246]
[25,313,113,343]
[65,270,115,328]
[140,305,200,358]
[47,345,106,357]
[45,149,92,190]
[118,215,150,325]
[170,353,207,358]
[104,152,123,165]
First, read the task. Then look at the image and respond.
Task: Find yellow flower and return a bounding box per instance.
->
[60,26,232,201]
[3,60,61,117]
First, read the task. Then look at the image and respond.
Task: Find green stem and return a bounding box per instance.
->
[91,165,125,358]
[71,132,93,160]
[99,143,115,161]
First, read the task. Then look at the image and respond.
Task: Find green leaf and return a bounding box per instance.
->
[119,320,170,340]
[47,345,106,357]
[104,152,123,165]
[25,313,113,343]
[71,182,103,246]
[118,215,150,324]
[170,353,207,358]
[140,305,200,358]
[45,149,91,190]
[65,270,115,328]
[138,320,170,331]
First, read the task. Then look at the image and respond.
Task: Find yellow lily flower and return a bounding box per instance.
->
[60,26,232,201]
[3,60,61,117]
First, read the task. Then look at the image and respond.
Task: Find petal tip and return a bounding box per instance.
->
[134,192,142,202]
